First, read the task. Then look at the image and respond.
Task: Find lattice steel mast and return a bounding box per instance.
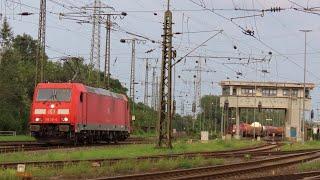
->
[157,0,173,148]
[90,0,101,71]
[104,15,111,89]
[35,0,47,84]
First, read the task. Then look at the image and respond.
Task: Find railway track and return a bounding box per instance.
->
[0,137,269,154]
[247,171,320,180]
[0,141,40,146]
[0,142,142,154]
[0,137,151,154]
[0,144,281,169]
[0,137,147,145]
[97,150,320,180]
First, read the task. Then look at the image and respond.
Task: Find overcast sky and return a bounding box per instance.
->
[4,0,320,116]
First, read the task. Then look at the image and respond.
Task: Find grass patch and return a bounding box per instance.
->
[0,156,224,179]
[131,130,156,138]
[281,141,320,151]
[0,169,16,180]
[0,139,261,163]
[298,160,320,172]
[0,135,35,142]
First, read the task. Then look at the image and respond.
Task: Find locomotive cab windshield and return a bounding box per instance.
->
[37,88,71,102]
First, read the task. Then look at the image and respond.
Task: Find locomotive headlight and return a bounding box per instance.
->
[50,104,55,109]
[34,109,46,114]
[58,109,69,115]
[35,117,41,122]
[62,117,69,122]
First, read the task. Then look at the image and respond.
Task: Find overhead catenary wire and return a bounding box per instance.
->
[189,0,320,81]
[173,30,223,66]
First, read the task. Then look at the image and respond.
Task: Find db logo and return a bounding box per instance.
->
[48,109,56,114]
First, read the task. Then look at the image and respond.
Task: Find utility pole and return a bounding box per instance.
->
[104,12,126,89]
[90,0,102,73]
[157,0,173,148]
[140,58,158,106]
[120,38,146,103]
[155,76,159,110]
[192,76,197,129]
[151,66,157,110]
[144,59,150,105]
[300,29,312,144]
[196,59,202,131]
[35,0,46,85]
[130,39,136,102]
[181,99,185,116]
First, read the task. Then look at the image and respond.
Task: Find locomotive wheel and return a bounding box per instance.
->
[114,132,118,143]
[114,137,118,144]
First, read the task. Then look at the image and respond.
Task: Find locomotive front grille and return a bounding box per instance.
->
[30,125,40,132]
[59,125,70,132]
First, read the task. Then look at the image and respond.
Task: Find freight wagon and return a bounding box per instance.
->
[29,83,131,144]
[230,123,283,137]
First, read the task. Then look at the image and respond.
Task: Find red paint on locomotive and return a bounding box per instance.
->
[29,83,131,144]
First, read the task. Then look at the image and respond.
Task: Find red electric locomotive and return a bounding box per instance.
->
[29,83,131,144]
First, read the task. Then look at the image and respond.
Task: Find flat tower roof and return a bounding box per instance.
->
[220,80,315,89]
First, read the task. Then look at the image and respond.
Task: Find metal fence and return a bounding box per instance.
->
[0,131,16,136]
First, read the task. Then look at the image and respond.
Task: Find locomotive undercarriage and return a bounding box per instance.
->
[73,130,129,145]
[30,124,72,144]
[30,124,129,145]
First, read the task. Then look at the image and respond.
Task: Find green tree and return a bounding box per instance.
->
[173,114,194,132]
[131,102,157,133]
[196,95,222,134]
[0,18,13,50]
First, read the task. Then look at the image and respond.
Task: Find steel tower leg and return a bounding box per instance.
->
[157,1,173,148]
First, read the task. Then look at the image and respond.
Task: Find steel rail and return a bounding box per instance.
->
[0,137,151,153]
[0,140,271,154]
[175,151,320,179]
[247,170,320,180]
[0,144,278,169]
[0,140,152,154]
[98,150,320,180]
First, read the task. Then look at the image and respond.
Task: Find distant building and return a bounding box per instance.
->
[219,80,315,141]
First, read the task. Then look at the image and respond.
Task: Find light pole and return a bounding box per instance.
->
[299,29,312,144]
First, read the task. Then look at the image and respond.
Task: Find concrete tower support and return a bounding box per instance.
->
[220,81,315,141]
